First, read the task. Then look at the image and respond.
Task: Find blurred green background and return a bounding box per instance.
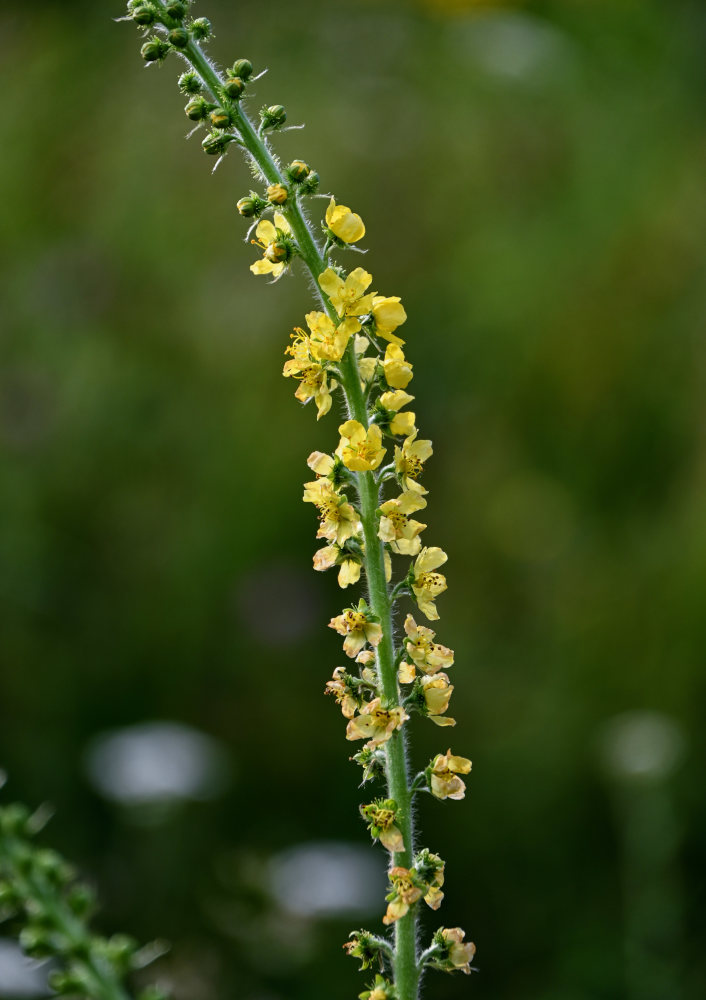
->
[1,0,706,997]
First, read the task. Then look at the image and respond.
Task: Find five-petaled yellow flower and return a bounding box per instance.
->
[250,212,292,277]
[329,605,383,658]
[395,430,433,493]
[303,478,360,545]
[326,197,366,244]
[378,493,427,556]
[319,267,375,318]
[429,749,472,801]
[305,311,360,362]
[411,546,448,620]
[401,615,454,675]
[313,543,362,589]
[337,420,386,472]
[346,698,408,748]
[283,330,337,418]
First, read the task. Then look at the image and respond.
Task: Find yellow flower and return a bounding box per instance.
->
[360,799,405,853]
[325,197,366,244]
[329,604,383,658]
[382,343,413,389]
[401,615,454,674]
[313,543,362,588]
[356,649,376,666]
[250,212,292,278]
[394,431,433,493]
[429,749,472,801]
[319,267,375,318]
[303,478,360,545]
[411,546,448,620]
[372,295,407,345]
[383,867,423,925]
[266,183,288,205]
[337,420,386,472]
[305,311,360,362]
[346,698,408,748]
[420,673,455,726]
[398,661,416,684]
[325,666,359,719]
[283,333,337,418]
[417,849,445,910]
[378,493,427,556]
[440,928,476,974]
[378,390,416,437]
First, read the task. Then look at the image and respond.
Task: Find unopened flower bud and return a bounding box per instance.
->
[223,76,244,100]
[165,0,186,18]
[286,159,310,183]
[131,3,156,25]
[237,194,266,218]
[267,183,288,205]
[202,131,236,156]
[300,169,320,195]
[184,96,211,121]
[261,104,286,130]
[178,70,201,95]
[230,58,253,80]
[168,26,189,48]
[189,17,211,40]
[140,37,170,63]
[209,106,233,129]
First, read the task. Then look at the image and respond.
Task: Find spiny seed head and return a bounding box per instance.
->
[189,17,211,40]
[178,70,201,94]
[300,170,320,195]
[230,58,253,80]
[287,159,310,183]
[168,26,189,48]
[141,37,170,63]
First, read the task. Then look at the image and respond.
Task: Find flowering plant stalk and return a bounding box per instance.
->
[0,793,166,1000]
[121,3,476,997]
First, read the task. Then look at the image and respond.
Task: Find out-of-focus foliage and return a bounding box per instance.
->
[1,1,705,998]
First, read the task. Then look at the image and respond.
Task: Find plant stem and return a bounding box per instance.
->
[170,22,419,1000]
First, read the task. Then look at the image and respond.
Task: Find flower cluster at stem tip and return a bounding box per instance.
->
[121,1,476,996]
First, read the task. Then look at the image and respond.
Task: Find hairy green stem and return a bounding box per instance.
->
[162,15,419,998]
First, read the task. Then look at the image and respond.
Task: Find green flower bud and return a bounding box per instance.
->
[49,969,92,995]
[184,96,212,121]
[33,848,73,885]
[209,106,233,129]
[236,194,266,218]
[178,70,201,95]
[286,159,310,183]
[66,883,96,917]
[229,58,253,81]
[131,3,156,25]
[222,76,244,100]
[140,37,170,63]
[189,17,211,40]
[299,169,320,195]
[168,26,189,48]
[202,131,236,156]
[19,927,52,959]
[100,934,138,973]
[165,1,187,18]
[261,104,286,130]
